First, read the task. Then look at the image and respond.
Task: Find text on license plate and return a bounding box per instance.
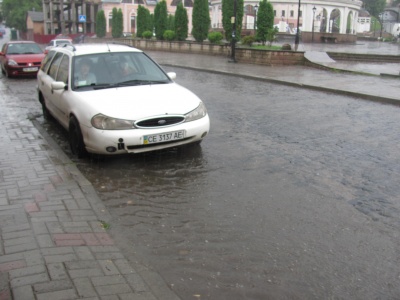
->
[23,67,38,72]
[143,130,185,144]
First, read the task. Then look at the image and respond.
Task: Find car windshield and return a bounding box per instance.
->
[55,40,71,46]
[72,52,171,90]
[6,43,43,55]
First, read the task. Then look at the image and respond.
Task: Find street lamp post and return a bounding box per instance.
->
[229,0,237,62]
[254,4,258,31]
[312,6,316,43]
[379,13,383,39]
[294,0,301,51]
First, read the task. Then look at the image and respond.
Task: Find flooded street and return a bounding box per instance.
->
[8,66,400,299]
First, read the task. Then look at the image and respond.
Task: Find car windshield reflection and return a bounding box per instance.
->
[6,43,43,55]
[72,52,171,91]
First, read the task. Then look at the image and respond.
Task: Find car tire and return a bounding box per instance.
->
[40,95,53,120]
[69,116,88,158]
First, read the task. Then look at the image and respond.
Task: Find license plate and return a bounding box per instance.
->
[23,67,38,72]
[143,130,185,144]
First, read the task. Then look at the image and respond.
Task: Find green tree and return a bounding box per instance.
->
[256,0,273,45]
[174,3,188,41]
[2,0,42,31]
[167,15,175,31]
[137,5,152,37]
[111,8,123,38]
[222,0,244,42]
[363,0,386,18]
[191,0,211,42]
[154,0,168,39]
[96,10,106,38]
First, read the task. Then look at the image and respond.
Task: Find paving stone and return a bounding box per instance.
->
[113,259,135,275]
[0,260,26,273]
[5,242,38,255]
[23,250,44,266]
[41,247,74,256]
[95,284,132,296]
[73,247,95,261]
[73,277,98,298]
[125,273,149,293]
[98,260,120,276]
[65,260,99,270]
[119,292,157,300]
[37,234,54,248]
[36,289,77,300]
[91,275,126,286]
[4,236,35,247]
[10,272,49,288]
[9,264,46,279]
[33,279,73,293]
[11,285,35,300]
[1,224,31,234]
[44,253,77,264]
[47,263,69,280]
[32,222,49,235]
[68,268,104,279]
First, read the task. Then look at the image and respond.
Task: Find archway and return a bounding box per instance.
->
[329,9,340,33]
[346,11,354,34]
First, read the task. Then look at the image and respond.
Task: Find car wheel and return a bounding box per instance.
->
[5,68,11,78]
[69,116,88,158]
[40,96,52,120]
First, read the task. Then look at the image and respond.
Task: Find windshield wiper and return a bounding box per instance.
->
[92,80,168,90]
[118,79,169,86]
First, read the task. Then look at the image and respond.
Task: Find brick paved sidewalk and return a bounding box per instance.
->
[0,83,179,299]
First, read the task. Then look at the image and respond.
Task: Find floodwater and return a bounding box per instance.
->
[73,68,400,299]
[11,67,400,299]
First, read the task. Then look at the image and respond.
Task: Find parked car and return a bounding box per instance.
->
[37,43,210,157]
[44,39,73,54]
[0,28,6,35]
[0,41,45,78]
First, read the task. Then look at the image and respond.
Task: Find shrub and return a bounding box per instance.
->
[241,35,255,46]
[208,31,223,44]
[163,30,176,41]
[142,30,153,39]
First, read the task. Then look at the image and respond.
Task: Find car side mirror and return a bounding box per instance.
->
[51,81,66,90]
[167,72,176,80]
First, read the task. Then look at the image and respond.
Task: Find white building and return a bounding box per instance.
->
[210,0,363,35]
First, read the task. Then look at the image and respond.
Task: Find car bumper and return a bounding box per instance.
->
[6,65,40,77]
[82,115,210,155]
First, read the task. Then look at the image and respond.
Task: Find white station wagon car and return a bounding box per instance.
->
[37,43,210,157]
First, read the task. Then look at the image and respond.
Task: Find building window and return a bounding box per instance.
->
[290,10,294,17]
[274,10,276,17]
[281,10,285,17]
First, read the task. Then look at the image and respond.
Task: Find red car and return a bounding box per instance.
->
[0,41,45,78]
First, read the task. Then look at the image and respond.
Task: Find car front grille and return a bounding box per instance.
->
[18,62,42,66]
[135,116,184,128]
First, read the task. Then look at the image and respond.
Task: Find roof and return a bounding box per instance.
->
[27,11,44,22]
[358,9,370,18]
[50,43,143,56]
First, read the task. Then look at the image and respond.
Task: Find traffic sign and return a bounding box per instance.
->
[79,15,86,23]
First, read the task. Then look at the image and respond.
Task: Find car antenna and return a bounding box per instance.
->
[106,43,111,52]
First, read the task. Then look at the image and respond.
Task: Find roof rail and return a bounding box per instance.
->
[63,43,76,51]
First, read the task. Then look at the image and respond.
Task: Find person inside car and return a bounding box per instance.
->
[75,58,96,86]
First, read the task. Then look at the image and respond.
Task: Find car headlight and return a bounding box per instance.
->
[91,114,136,130]
[7,59,17,66]
[185,102,207,122]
